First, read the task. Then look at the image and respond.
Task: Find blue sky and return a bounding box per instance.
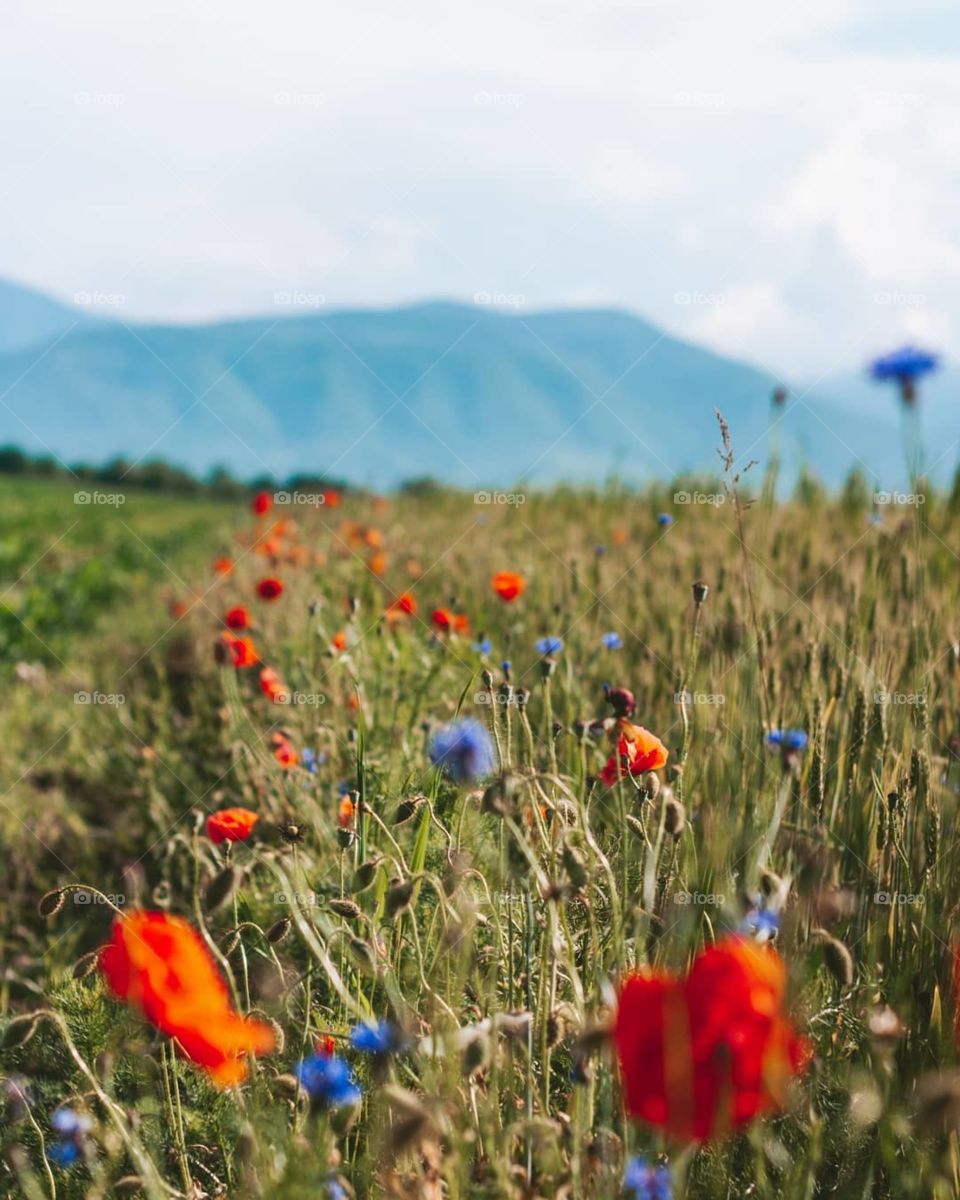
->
[0,0,956,380]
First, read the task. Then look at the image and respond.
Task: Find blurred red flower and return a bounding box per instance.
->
[492,571,526,602]
[338,796,355,828]
[213,557,234,575]
[225,605,251,631]
[219,633,259,669]
[252,491,272,515]
[100,910,275,1087]
[206,807,259,844]
[259,666,288,703]
[257,577,284,601]
[615,936,809,1141]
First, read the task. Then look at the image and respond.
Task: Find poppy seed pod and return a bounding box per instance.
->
[692,580,710,605]
[515,688,530,710]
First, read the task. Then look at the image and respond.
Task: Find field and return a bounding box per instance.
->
[2,449,960,1200]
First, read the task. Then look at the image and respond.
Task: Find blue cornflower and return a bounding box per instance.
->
[869,345,939,385]
[473,637,493,655]
[300,748,326,775]
[623,1156,672,1200]
[602,631,623,651]
[594,544,607,556]
[535,636,564,656]
[295,1052,362,1108]
[429,718,496,783]
[766,729,808,752]
[868,512,883,526]
[740,906,780,942]
[48,1107,91,1168]
[349,1019,398,1057]
[657,513,673,527]
[323,1178,348,1200]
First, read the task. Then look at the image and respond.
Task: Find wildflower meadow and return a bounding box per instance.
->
[3,409,960,1200]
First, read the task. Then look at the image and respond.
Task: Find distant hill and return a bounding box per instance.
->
[0,280,919,487]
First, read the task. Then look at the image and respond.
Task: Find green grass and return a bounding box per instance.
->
[2,463,960,1198]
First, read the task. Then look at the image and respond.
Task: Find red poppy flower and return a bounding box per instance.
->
[332,630,347,652]
[213,558,234,575]
[599,725,668,786]
[338,796,355,828]
[219,633,259,669]
[615,936,809,1141]
[206,807,259,844]
[100,911,275,1087]
[274,739,299,769]
[225,605,251,631]
[386,591,417,620]
[257,577,284,601]
[259,666,288,703]
[322,488,341,508]
[432,608,453,631]
[252,491,272,515]
[492,570,526,602]
[316,1034,336,1057]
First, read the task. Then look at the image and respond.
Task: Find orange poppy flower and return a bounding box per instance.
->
[259,666,288,703]
[257,577,284,601]
[225,605,251,631]
[385,592,417,622]
[100,910,275,1087]
[274,738,299,768]
[252,491,272,516]
[599,725,668,786]
[219,633,259,669]
[453,613,470,635]
[364,528,384,548]
[368,551,387,576]
[338,796,355,828]
[492,570,526,602]
[615,936,809,1141]
[206,807,259,844]
[170,599,189,619]
[332,630,348,652]
[213,558,234,575]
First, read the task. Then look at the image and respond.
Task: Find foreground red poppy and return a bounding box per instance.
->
[615,936,809,1141]
[206,807,259,844]
[219,632,259,669]
[492,570,526,602]
[599,723,668,786]
[257,577,284,601]
[100,911,275,1086]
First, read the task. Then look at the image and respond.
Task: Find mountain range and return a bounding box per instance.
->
[0,277,951,489]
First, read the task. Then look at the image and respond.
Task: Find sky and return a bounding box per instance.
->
[0,0,957,380]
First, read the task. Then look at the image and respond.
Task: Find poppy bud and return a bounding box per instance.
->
[1,1015,40,1048]
[663,797,686,838]
[220,927,242,955]
[462,1035,489,1077]
[545,1012,565,1048]
[352,858,383,892]
[642,770,661,800]
[349,936,378,974]
[72,950,102,980]
[114,1177,147,1195]
[481,669,494,689]
[329,898,363,921]
[385,878,415,919]
[562,845,589,889]
[692,580,710,605]
[815,930,854,988]
[39,888,67,917]
[267,917,292,944]
[205,866,243,913]
[394,798,422,825]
